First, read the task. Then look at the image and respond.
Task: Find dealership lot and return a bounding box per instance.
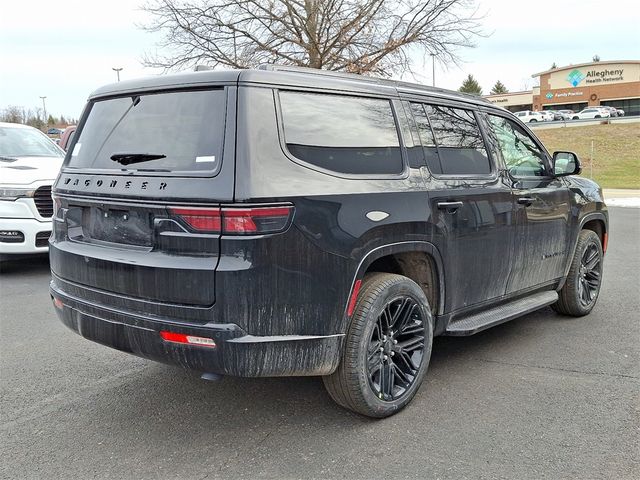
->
[0,207,638,479]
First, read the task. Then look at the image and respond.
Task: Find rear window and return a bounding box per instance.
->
[66,89,226,174]
[279,91,403,175]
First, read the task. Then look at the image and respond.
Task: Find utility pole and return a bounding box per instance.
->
[430,53,436,87]
[39,96,47,124]
[112,67,123,82]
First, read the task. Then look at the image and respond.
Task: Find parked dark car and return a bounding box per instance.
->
[58,125,76,151]
[49,66,608,417]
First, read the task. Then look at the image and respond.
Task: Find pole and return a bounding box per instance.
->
[112,67,123,82]
[590,140,594,179]
[39,96,47,124]
[430,53,436,87]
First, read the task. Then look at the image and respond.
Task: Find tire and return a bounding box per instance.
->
[553,230,604,316]
[323,273,433,418]
[595,115,601,118]
[572,116,579,120]
[530,119,537,122]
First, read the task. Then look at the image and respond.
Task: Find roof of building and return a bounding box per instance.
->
[531,60,640,77]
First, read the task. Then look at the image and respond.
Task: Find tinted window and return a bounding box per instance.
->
[409,102,442,173]
[487,115,547,177]
[67,89,226,173]
[425,105,491,175]
[279,91,402,175]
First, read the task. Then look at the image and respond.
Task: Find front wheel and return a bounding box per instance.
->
[323,273,433,418]
[553,230,604,316]
[530,119,537,122]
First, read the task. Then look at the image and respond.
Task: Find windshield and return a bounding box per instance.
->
[0,126,64,158]
[66,89,226,174]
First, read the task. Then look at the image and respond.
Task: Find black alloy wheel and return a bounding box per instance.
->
[577,242,602,307]
[367,296,426,401]
[323,273,433,418]
[553,229,604,316]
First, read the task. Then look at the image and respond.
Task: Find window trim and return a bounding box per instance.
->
[274,88,410,180]
[405,99,499,180]
[483,110,555,180]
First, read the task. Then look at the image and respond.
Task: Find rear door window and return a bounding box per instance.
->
[66,89,227,175]
[279,91,403,175]
[423,105,491,175]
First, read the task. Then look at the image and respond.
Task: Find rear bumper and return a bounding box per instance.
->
[50,282,343,377]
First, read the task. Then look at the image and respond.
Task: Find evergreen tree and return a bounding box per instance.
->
[593,55,600,62]
[459,74,482,95]
[550,62,557,69]
[490,80,508,95]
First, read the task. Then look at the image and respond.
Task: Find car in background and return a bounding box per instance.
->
[0,122,64,260]
[599,106,618,117]
[571,108,610,120]
[616,108,625,116]
[47,127,64,136]
[539,111,555,121]
[557,110,575,120]
[59,126,77,151]
[514,110,545,122]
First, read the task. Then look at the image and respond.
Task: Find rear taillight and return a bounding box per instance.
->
[169,205,294,235]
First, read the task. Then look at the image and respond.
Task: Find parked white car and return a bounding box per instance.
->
[0,123,64,260]
[538,111,554,121]
[571,108,611,120]
[514,110,545,123]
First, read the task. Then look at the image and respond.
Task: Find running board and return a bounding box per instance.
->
[444,291,559,336]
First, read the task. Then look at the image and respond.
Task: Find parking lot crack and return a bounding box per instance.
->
[473,357,639,381]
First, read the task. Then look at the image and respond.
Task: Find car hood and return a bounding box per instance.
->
[0,156,64,185]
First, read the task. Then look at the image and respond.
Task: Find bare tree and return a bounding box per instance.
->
[140,0,484,76]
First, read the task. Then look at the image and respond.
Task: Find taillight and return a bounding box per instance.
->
[168,207,221,232]
[169,205,294,235]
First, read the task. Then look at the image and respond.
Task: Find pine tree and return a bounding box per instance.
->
[459,74,482,95]
[490,80,508,95]
[593,55,600,62]
[550,62,557,69]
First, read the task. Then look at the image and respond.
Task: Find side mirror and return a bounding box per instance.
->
[553,151,581,176]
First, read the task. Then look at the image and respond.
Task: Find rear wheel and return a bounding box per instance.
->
[530,119,537,122]
[323,273,433,418]
[553,230,603,316]
[595,115,601,118]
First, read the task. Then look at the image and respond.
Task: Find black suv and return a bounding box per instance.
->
[50,66,608,417]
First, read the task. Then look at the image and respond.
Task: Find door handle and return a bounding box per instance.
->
[437,201,463,212]
[517,196,535,206]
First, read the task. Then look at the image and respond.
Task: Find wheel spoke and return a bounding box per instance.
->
[397,335,424,352]
[389,298,410,330]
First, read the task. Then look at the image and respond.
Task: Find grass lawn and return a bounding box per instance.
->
[534,123,640,189]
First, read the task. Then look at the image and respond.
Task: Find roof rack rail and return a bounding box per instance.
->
[256,63,492,105]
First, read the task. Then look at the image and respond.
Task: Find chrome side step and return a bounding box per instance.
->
[444,291,559,336]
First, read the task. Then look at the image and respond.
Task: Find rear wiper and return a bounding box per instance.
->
[0,156,19,162]
[110,153,166,166]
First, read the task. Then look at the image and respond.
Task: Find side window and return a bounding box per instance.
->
[409,102,442,174]
[487,115,548,177]
[425,105,491,175]
[279,91,403,175]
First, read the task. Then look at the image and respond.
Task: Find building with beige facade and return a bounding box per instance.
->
[484,60,640,115]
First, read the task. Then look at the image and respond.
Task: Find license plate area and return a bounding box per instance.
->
[67,205,153,248]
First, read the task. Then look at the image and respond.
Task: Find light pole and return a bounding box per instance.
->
[112,67,123,82]
[430,53,436,87]
[39,96,47,124]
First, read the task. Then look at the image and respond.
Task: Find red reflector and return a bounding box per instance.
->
[602,232,608,254]
[169,207,221,232]
[53,297,64,309]
[160,331,217,347]
[347,279,362,317]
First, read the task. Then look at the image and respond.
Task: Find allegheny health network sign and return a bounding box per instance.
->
[547,62,639,90]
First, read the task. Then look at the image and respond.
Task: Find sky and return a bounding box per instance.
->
[1,0,638,120]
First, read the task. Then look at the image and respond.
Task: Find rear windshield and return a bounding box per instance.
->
[66,89,226,174]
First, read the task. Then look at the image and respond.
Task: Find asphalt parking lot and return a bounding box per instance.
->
[1,207,638,479]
